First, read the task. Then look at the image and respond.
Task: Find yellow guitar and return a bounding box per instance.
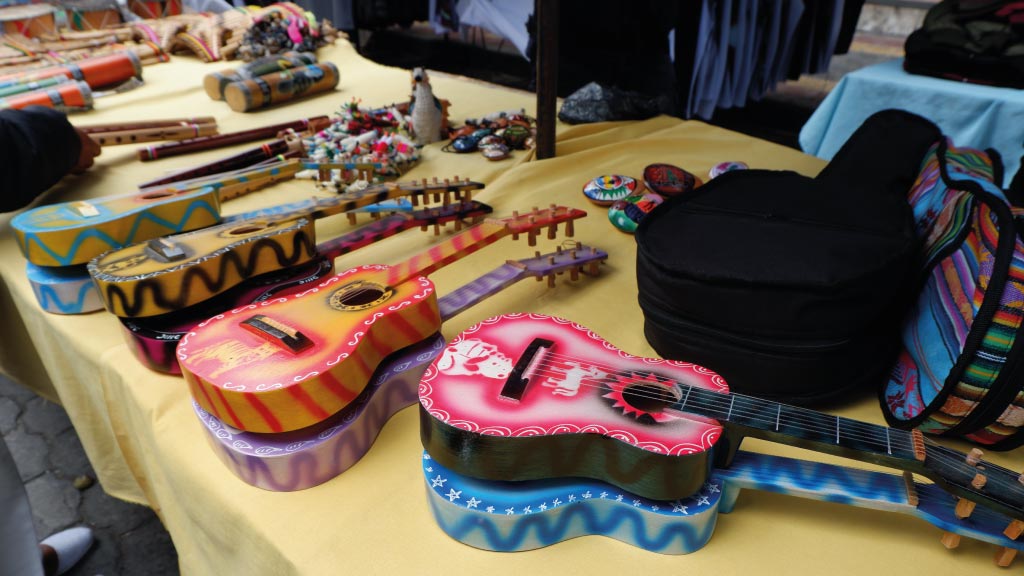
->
[177,205,587,434]
[88,178,484,318]
[11,159,303,267]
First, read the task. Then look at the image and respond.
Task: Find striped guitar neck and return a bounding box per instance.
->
[87,177,484,317]
[178,205,587,434]
[120,201,495,374]
[419,314,1024,533]
[11,159,303,267]
[192,243,609,492]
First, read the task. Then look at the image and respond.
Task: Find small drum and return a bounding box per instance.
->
[0,3,59,38]
[59,0,123,31]
[128,0,181,20]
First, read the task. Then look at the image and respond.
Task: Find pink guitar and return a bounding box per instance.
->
[121,201,493,375]
[178,206,587,435]
[420,314,1024,529]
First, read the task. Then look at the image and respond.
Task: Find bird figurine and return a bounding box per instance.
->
[406,67,445,146]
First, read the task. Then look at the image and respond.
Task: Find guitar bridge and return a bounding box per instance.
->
[499,338,554,401]
[145,238,187,262]
[241,314,312,353]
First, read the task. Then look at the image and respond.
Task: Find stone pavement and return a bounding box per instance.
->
[0,374,178,576]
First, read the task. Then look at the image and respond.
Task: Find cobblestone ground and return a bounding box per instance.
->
[0,374,178,576]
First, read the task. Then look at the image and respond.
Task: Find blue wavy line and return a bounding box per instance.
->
[19,201,220,265]
[428,496,716,553]
[33,281,95,314]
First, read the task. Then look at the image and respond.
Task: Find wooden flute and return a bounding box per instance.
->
[136,116,329,161]
[89,123,219,146]
[78,117,218,134]
[137,139,304,188]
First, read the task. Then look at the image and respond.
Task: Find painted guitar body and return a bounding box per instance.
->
[423,450,1024,563]
[179,264,440,434]
[420,314,725,501]
[12,161,301,267]
[189,246,608,491]
[122,258,333,374]
[88,179,484,318]
[12,185,222,267]
[26,263,103,315]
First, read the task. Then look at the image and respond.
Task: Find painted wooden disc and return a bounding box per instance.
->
[709,161,749,179]
[642,163,701,197]
[607,191,664,233]
[582,175,637,206]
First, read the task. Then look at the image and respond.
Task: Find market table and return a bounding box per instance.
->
[0,38,1017,576]
[799,58,1024,187]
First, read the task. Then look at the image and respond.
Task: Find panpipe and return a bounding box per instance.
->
[223,62,339,113]
[203,51,318,100]
[137,138,302,188]
[0,51,142,90]
[87,122,218,146]
[0,3,59,39]
[0,80,92,111]
[137,115,329,161]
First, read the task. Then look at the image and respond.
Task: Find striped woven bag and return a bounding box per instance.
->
[881,137,1024,449]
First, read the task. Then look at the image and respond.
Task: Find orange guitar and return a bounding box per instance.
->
[88,177,484,318]
[177,205,587,434]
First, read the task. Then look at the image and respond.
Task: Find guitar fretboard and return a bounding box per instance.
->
[374,221,512,288]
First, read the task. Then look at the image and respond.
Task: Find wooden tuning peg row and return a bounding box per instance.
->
[940,532,961,549]
[955,497,976,519]
[996,546,1018,567]
[1005,520,1024,540]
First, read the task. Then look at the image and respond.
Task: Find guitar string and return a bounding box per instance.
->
[531,350,1014,481]
[515,360,1024,509]
[513,351,1024,498]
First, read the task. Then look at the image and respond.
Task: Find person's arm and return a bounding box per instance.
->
[0,106,94,212]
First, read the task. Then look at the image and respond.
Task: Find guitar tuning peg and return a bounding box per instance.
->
[570,267,580,281]
[512,210,520,219]
[547,224,557,239]
[371,212,381,221]
[411,196,420,207]
[972,473,987,490]
[586,262,600,275]
[996,546,1018,567]
[547,275,556,288]
[555,245,564,254]
[433,192,442,204]
[546,255,555,265]
[453,218,463,231]
[420,224,429,232]
[443,192,451,206]
[940,532,961,549]
[527,230,538,246]
[569,248,578,259]
[1005,520,1024,540]
[433,176,439,183]
[535,250,542,258]
[534,275,543,282]
[565,220,575,237]
[347,213,357,225]
[955,497,976,519]
[433,223,441,235]
[967,448,984,466]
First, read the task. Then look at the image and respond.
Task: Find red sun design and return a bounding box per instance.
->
[603,373,681,424]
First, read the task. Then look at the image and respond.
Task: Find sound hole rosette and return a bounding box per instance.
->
[328,280,393,311]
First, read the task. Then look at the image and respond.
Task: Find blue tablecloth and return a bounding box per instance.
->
[800,58,1024,186]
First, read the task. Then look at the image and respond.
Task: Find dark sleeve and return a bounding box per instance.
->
[0,106,81,212]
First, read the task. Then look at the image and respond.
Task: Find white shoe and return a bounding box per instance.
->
[40,526,94,575]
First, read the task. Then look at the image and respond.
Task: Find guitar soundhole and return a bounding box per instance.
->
[328,280,394,311]
[621,382,679,415]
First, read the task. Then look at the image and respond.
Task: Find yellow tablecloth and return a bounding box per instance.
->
[0,39,1015,576]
